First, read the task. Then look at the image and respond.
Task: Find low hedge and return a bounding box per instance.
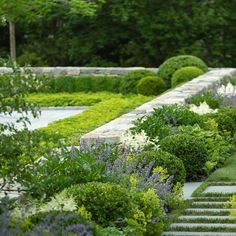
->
[36,75,122,93]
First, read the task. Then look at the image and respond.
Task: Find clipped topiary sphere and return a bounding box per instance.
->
[119,69,156,94]
[157,55,208,87]
[135,150,186,184]
[160,134,208,181]
[171,66,204,87]
[137,76,166,96]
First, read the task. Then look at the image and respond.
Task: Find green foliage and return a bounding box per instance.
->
[189,91,223,109]
[157,55,208,87]
[119,70,156,94]
[177,124,231,172]
[208,112,236,137]
[35,75,122,93]
[67,182,165,235]
[67,182,134,226]
[137,76,166,96]
[23,147,105,199]
[171,66,204,87]
[135,150,186,184]
[26,92,118,107]
[0,64,43,185]
[38,94,151,144]
[132,104,206,140]
[160,134,208,180]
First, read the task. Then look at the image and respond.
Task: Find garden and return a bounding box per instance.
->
[1,53,236,236]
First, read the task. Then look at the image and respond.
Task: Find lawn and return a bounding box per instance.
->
[207,152,236,182]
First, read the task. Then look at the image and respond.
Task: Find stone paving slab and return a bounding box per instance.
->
[184,182,202,200]
[0,106,87,130]
[204,186,236,194]
[185,208,232,212]
[162,232,236,236]
[179,215,236,220]
[171,223,236,228]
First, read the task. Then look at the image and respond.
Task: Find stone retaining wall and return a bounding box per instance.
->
[80,68,236,148]
[0,67,158,76]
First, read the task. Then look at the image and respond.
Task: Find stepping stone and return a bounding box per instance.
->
[192,201,226,205]
[185,208,232,212]
[170,223,236,228]
[162,232,236,235]
[204,186,236,194]
[184,182,202,199]
[179,215,236,220]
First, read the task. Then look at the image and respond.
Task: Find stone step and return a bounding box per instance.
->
[203,186,236,194]
[162,232,236,236]
[179,215,236,220]
[192,201,226,205]
[171,222,236,228]
[185,208,232,212]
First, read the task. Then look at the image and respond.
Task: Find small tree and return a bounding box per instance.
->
[0,0,105,63]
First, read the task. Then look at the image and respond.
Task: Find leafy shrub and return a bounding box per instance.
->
[171,66,204,87]
[137,76,166,96]
[132,104,206,140]
[67,182,165,235]
[177,125,231,172]
[207,111,236,137]
[157,55,208,87]
[67,182,134,226]
[135,150,186,184]
[160,134,208,180]
[189,91,223,109]
[119,69,156,94]
[24,147,105,199]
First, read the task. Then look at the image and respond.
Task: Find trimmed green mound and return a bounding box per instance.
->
[171,66,204,87]
[157,55,208,87]
[119,69,156,94]
[137,76,166,96]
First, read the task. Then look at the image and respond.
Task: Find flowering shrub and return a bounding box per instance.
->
[134,150,186,184]
[132,104,206,140]
[119,130,159,153]
[189,101,218,115]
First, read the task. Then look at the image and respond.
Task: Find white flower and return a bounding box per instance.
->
[189,101,218,115]
[217,83,236,97]
[120,130,159,152]
[13,190,77,218]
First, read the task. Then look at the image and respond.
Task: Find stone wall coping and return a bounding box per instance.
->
[80,68,236,147]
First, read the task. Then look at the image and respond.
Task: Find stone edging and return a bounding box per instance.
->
[80,68,236,148]
[0,67,158,76]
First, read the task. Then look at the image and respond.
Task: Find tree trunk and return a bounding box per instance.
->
[9,21,16,62]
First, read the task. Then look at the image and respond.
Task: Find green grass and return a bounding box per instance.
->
[29,92,153,144]
[207,153,236,182]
